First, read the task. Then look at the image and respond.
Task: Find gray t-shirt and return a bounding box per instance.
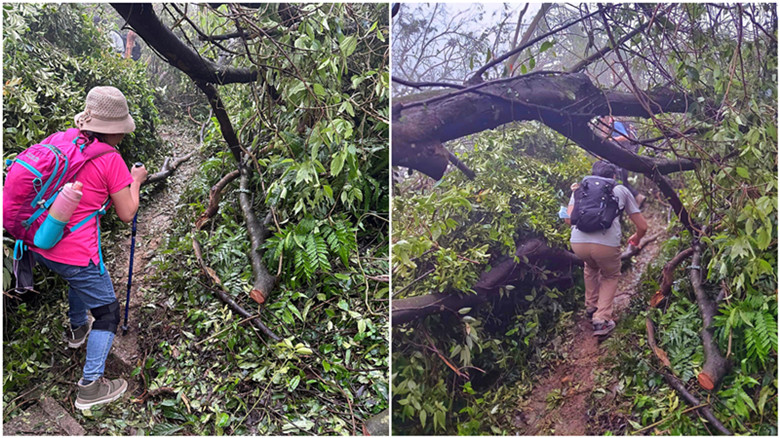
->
[569,177,641,247]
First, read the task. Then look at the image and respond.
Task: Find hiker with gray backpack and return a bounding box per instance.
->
[3,86,147,409]
[565,161,648,337]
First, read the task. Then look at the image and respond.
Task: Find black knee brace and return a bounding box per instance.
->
[91,300,120,334]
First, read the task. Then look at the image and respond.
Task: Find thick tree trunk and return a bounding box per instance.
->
[392,72,695,180]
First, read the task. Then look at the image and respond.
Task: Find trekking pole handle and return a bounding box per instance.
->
[134,162,143,168]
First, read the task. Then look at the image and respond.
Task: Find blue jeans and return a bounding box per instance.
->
[33,253,117,382]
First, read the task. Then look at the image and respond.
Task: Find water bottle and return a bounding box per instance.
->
[34,182,83,249]
[558,206,570,219]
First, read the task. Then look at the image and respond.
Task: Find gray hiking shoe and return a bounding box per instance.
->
[65,322,91,349]
[593,320,616,337]
[74,377,128,410]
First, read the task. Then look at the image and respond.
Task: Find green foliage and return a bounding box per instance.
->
[3,3,388,435]
[392,124,589,434]
[393,124,590,299]
[2,3,161,163]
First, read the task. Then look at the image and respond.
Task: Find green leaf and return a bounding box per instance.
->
[288,375,301,391]
[736,167,749,178]
[312,83,326,97]
[216,412,230,428]
[340,35,357,57]
[540,40,554,53]
[458,307,472,314]
[331,152,345,176]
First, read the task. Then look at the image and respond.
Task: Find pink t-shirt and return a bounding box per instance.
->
[31,150,133,267]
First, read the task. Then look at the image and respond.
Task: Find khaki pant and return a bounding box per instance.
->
[571,242,622,323]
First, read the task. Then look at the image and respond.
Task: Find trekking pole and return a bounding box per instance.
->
[122,162,143,336]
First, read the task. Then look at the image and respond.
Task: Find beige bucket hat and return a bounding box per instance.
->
[74,86,136,134]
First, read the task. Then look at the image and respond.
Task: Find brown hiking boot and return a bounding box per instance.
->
[64,322,91,349]
[74,377,128,409]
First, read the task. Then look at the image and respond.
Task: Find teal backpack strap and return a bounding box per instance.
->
[13,240,26,261]
[70,200,110,275]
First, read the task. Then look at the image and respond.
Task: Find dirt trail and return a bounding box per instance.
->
[514,203,667,435]
[103,123,200,388]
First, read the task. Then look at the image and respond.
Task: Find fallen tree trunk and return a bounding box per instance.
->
[393,237,652,325]
[689,244,731,391]
[392,72,696,180]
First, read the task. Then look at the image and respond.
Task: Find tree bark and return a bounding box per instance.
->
[689,244,731,391]
[649,247,695,307]
[195,170,240,230]
[111,3,259,84]
[238,167,277,305]
[393,72,695,180]
[393,236,652,325]
[143,150,197,186]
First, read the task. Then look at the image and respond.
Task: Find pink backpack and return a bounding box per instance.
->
[3,128,116,259]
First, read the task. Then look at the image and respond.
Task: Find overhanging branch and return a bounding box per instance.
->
[111,3,259,84]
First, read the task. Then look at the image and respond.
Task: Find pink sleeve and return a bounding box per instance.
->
[104,153,134,194]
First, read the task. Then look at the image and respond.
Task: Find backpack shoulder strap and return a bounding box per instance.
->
[69,132,119,161]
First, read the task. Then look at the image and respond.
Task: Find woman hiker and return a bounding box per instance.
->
[29,86,148,409]
[566,161,648,336]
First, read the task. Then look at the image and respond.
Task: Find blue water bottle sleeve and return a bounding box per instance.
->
[33,214,68,249]
[558,206,570,219]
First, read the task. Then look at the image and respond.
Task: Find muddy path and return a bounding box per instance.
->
[102,122,201,388]
[513,200,668,435]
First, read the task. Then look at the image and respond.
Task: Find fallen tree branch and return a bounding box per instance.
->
[645,317,672,368]
[646,318,731,434]
[620,233,659,258]
[238,166,276,305]
[195,169,240,230]
[660,371,732,435]
[111,3,261,84]
[191,235,280,341]
[195,80,244,163]
[393,73,696,180]
[689,244,731,390]
[649,247,695,307]
[447,150,476,179]
[143,150,197,185]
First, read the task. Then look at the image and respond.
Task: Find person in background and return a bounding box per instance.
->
[596,116,646,206]
[566,161,648,336]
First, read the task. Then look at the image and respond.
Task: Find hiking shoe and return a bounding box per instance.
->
[74,377,128,410]
[593,320,616,337]
[585,307,597,320]
[65,322,91,349]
